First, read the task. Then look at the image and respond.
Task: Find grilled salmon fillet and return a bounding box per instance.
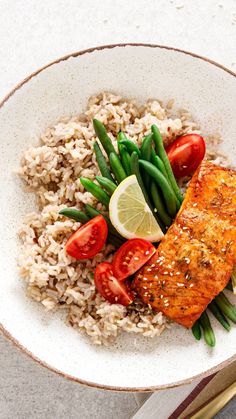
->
[133,161,236,328]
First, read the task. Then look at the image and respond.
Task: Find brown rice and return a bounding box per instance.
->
[17,92,227,345]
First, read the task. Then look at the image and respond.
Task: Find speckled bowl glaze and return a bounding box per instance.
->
[0,44,235,391]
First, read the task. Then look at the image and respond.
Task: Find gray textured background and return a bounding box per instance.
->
[0,0,235,417]
[0,335,137,418]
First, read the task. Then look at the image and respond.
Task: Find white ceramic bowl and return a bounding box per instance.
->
[0,44,235,391]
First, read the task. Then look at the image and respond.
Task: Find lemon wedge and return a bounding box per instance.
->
[109,175,164,242]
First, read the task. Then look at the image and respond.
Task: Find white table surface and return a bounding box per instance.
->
[0,0,236,418]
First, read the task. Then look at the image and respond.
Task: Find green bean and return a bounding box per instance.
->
[93,141,115,183]
[130,152,165,231]
[92,125,126,183]
[192,320,202,341]
[141,134,153,161]
[118,143,132,176]
[95,176,117,196]
[93,119,117,157]
[138,160,178,218]
[117,132,128,142]
[208,301,231,331]
[140,135,153,189]
[80,177,110,207]
[118,137,141,157]
[84,204,125,245]
[226,280,233,291]
[59,208,90,224]
[214,292,236,324]
[107,233,126,248]
[130,152,153,210]
[151,152,169,180]
[150,148,156,162]
[151,124,183,205]
[109,152,127,183]
[150,182,172,227]
[84,204,110,224]
[117,139,123,154]
[199,311,216,347]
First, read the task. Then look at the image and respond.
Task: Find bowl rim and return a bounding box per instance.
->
[1,43,235,392]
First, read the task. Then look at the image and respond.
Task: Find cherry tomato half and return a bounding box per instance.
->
[94,262,133,306]
[166,134,206,179]
[112,238,156,281]
[65,215,108,260]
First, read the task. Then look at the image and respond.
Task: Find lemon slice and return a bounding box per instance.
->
[109,175,164,242]
[231,267,236,295]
